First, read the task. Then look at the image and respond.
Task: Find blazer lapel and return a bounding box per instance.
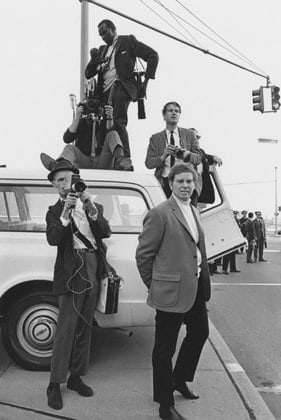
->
[191,205,205,252]
[114,37,121,56]
[159,130,167,150]
[169,196,194,239]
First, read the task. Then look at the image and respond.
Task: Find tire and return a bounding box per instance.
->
[1,291,59,371]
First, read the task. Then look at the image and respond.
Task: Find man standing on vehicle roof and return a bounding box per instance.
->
[145,102,202,200]
[85,19,159,160]
[45,159,111,410]
[136,163,210,420]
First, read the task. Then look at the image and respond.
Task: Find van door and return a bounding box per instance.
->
[198,166,246,261]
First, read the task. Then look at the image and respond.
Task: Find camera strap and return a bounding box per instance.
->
[71,216,95,250]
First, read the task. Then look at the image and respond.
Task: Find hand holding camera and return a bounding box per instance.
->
[162,145,175,160]
[174,147,191,161]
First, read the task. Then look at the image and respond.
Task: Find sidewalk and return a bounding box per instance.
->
[0,321,275,420]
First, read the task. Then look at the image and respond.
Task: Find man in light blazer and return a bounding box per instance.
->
[145,102,201,199]
[136,163,210,420]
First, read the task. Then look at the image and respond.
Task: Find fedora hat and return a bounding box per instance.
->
[47,158,79,182]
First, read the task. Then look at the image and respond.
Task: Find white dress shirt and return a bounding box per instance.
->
[162,127,180,178]
[173,194,202,276]
[60,199,97,249]
[103,35,118,92]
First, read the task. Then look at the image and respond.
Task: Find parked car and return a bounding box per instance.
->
[0,167,244,370]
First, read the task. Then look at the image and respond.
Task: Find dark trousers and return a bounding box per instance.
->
[50,252,99,383]
[246,239,254,262]
[222,251,237,272]
[254,236,264,260]
[152,285,209,407]
[102,82,131,158]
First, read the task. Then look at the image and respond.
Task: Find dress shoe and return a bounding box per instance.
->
[230,269,241,273]
[47,382,63,410]
[259,258,267,262]
[246,260,254,263]
[159,405,187,420]
[173,380,199,400]
[114,157,134,171]
[67,375,94,397]
[222,270,229,275]
[213,270,222,274]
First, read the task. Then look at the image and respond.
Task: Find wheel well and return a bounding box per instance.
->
[0,280,53,318]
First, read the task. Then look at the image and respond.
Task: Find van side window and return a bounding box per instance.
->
[197,174,222,213]
[0,185,55,232]
[0,185,148,233]
[90,187,148,233]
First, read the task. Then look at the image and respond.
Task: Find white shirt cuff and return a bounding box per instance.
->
[60,216,70,227]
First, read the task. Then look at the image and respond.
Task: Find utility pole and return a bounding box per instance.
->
[274,166,278,235]
[80,0,89,101]
[258,139,279,233]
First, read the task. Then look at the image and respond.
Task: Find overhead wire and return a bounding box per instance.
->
[151,0,268,77]
[150,0,203,48]
[175,0,268,77]
[85,0,269,80]
[140,0,201,47]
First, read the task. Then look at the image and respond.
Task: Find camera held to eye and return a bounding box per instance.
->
[71,174,87,193]
[174,147,185,160]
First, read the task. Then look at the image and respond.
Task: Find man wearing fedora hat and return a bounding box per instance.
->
[45,159,111,410]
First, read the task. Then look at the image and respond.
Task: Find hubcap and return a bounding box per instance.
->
[17,303,58,358]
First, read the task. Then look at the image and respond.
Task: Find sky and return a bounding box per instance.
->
[1,0,281,221]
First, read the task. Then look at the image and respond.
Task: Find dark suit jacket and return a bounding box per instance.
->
[46,200,111,295]
[244,219,256,241]
[145,128,202,193]
[85,35,159,101]
[136,196,210,313]
[253,218,266,240]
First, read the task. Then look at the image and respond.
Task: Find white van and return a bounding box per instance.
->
[0,167,244,370]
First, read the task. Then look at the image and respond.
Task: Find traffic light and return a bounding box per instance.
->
[271,86,280,112]
[252,87,264,112]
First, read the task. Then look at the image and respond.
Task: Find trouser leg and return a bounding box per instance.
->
[258,237,264,260]
[152,311,182,406]
[173,288,209,382]
[70,253,99,376]
[50,253,98,383]
[229,252,237,271]
[50,294,80,383]
[222,254,230,271]
[59,144,96,169]
[96,130,123,169]
[103,84,131,157]
[247,241,253,261]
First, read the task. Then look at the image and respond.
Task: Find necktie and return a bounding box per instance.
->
[170,130,175,167]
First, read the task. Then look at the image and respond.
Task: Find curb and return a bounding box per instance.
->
[208,320,275,420]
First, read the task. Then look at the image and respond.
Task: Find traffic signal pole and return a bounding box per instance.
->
[274,166,278,235]
[80,0,89,102]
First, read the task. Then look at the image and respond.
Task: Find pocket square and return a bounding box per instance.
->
[121,50,127,55]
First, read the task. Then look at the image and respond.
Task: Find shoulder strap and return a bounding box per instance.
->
[71,217,94,249]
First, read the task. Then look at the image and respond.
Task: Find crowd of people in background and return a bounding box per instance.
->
[209,209,267,276]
